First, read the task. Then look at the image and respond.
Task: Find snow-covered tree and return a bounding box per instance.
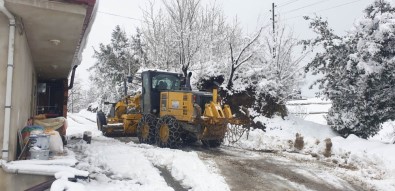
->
[68,77,84,113]
[142,0,230,77]
[226,26,262,90]
[162,0,203,77]
[140,1,305,119]
[89,26,143,103]
[303,0,395,138]
[252,25,307,116]
[193,3,230,80]
[214,20,306,118]
[131,28,149,70]
[142,1,177,71]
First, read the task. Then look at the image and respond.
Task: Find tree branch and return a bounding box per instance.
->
[234,27,263,64]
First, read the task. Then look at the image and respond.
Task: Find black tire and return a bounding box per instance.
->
[181,133,198,145]
[202,139,223,148]
[156,116,183,148]
[97,111,107,132]
[137,114,157,144]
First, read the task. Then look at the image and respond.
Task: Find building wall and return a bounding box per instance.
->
[0,14,35,161]
[0,14,8,157]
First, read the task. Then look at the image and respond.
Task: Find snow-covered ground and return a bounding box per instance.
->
[223,98,395,190]
[286,98,331,125]
[58,111,229,191]
[44,100,395,190]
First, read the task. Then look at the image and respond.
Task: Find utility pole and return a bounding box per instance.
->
[271,2,276,59]
[272,2,275,34]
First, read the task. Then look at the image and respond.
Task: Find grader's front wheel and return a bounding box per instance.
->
[181,134,198,145]
[137,114,157,144]
[96,111,107,133]
[156,116,183,148]
[202,139,223,148]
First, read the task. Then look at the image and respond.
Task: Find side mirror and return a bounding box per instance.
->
[213,81,221,88]
[104,101,110,105]
[127,76,133,83]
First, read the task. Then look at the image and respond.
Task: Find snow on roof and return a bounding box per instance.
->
[136,68,183,76]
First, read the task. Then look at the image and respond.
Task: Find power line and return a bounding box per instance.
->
[283,0,328,15]
[315,0,365,14]
[98,11,143,22]
[279,0,302,8]
[283,0,365,21]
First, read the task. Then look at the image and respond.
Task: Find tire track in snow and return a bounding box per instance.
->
[155,166,188,191]
[195,147,368,191]
[69,138,174,191]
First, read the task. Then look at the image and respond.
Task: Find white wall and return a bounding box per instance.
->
[0,14,35,161]
[0,13,8,160]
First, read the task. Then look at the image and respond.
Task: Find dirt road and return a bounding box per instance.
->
[72,113,374,191]
[112,137,368,191]
[194,147,368,191]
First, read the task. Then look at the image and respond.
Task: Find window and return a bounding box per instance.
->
[152,74,181,90]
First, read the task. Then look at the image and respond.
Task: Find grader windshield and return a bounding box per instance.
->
[152,74,181,90]
[141,71,183,115]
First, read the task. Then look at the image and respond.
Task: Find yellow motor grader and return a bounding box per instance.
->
[96,70,246,148]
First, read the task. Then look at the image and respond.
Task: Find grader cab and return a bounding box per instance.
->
[97,70,245,148]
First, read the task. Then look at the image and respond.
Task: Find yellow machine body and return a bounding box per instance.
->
[98,70,248,146]
[104,93,143,135]
[158,88,237,140]
[160,92,195,122]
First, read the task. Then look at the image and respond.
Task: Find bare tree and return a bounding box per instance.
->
[68,77,84,113]
[162,0,203,76]
[142,0,229,77]
[257,25,308,104]
[196,2,229,65]
[226,26,263,90]
[142,1,176,71]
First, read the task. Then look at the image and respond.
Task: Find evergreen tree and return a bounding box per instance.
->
[89,26,144,104]
[303,0,395,138]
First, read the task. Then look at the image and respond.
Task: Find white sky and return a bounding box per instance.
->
[77,0,377,96]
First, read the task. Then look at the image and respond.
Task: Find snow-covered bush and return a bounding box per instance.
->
[303,0,395,139]
[196,24,306,119]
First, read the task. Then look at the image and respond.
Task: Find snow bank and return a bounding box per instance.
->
[76,139,173,191]
[65,112,230,191]
[2,162,88,177]
[129,143,229,191]
[225,115,338,154]
[332,135,395,173]
[370,121,395,143]
[51,171,86,191]
[2,148,88,177]
[67,111,102,138]
[71,137,229,191]
[225,114,395,190]
[51,179,86,191]
[331,135,395,190]
[76,110,97,122]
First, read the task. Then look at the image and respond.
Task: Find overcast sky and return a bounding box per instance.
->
[77,0,377,97]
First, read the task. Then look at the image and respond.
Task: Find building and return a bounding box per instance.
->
[0,0,97,161]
